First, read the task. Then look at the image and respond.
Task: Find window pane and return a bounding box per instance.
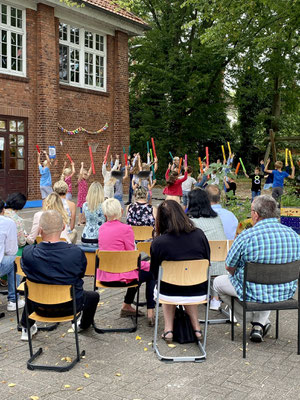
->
[0,120,5,131]
[17,147,24,158]
[70,27,79,45]
[11,7,16,27]
[17,9,22,29]
[85,52,93,86]
[59,23,68,41]
[0,138,4,169]
[85,31,93,49]
[96,55,104,88]
[10,146,16,157]
[9,133,16,145]
[17,159,24,170]
[70,48,79,83]
[59,45,68,82]
[9,121,17,132]
[17,121,24,132]
[95,34,104,52]
[1,29,7,69]
[17,135,24,145]
[1,4,7,24]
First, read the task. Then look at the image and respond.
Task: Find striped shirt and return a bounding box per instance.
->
[227,218,300,302]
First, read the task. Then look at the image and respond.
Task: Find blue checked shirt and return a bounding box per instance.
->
[226,218,300,302]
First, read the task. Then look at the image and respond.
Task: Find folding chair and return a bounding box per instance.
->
[153,259,210,362]
[200,240,233,324]
[131,225,154,242]
[93,250,141,334]
[24,280,85,371]
[77,245,97,276]
[231,260,300,358]
[14,257,59,332]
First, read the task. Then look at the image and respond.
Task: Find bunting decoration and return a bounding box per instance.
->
[58,122,108,136]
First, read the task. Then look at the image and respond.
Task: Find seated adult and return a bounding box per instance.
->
[0,198,24,311]
[150,200,210,343]
[26,193,71,244]
[187,188,226,311]
[214,195,300,342]
[98,198,156,326]
[4,192,27,248]
[81,182,105,245]
[20,210,99,341]
[126,186,156,227]
[205,185,238,240]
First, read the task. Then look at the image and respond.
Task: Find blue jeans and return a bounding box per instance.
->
[182,191,189,206]
[114,194,124,209]
[0,255,19,302]
[251,190,260,202]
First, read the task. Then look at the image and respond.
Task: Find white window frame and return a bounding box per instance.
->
[0,1,26,77]
[59,21,107,92]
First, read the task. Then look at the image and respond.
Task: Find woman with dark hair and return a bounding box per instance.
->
[187,188,226,311]
[5,193,27,247]
[150,200,210,343]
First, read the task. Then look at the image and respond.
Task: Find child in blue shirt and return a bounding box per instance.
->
[38,151,52,199]
[264,159,295,202]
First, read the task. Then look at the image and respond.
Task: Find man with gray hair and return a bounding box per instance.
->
[20,210,99,341]
[214,195,300,342]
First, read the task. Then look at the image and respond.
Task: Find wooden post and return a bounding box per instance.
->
[269,129,277,162]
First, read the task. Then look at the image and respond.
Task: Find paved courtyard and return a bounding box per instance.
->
[0,188,300,400]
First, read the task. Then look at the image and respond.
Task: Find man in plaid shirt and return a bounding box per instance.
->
[214,195,300,342]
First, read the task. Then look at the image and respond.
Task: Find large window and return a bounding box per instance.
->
[59,22,106,91]
[0,2,26,76]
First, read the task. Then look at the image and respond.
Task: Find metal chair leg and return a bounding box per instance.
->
[231,297,235,341]
[276,310,279,339]
[298,306,300,355]
[243,304,246,359]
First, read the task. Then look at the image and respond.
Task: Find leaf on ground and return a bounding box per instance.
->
[225,332,229,335]
[236,323,241,327]
[64,385,70,388]
[245,362,250,365]
[115,373,121,377]
[99,289,105,293]
[135,335,141,340]
[67,328,74,333]
[8,383,16,387]
[76,387,83,391]
[98,302,104,305]
[30,396,39,400]
[143,347,148,351]
[168,344,176,348]
[84,373,90,378]
[61,333,66,338]
[148,342,152,346]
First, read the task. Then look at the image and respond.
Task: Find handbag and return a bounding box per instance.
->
[173,305,195,344]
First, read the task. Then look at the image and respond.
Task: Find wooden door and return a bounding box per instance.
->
[0,116,27,200]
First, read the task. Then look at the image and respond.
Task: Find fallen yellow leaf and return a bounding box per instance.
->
[61,333,66,338]
[115,373,121,377]
[76,387,83,391]
[8,383,16,387]
[245,362,250,365]
[99,289,105,293]
[148,342,152,346]
[30,396,39,400]
[167,344,176,348]
[64,385,70,388]
[67,328,74,333]
[135,335,141,340]
[65,357,72,363]
[84,373,90,378]
[143,347,148,351]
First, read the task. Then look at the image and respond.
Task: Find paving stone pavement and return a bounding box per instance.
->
[0,188,299,400]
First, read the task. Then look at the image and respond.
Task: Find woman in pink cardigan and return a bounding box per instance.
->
[98,198,156,326]
[163,164,188,203]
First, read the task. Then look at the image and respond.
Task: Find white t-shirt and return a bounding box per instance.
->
[182,176,196,192]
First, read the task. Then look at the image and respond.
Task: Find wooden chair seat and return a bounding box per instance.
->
[17,282,25,292]
[96,280,138,289]
[29,311,80,323]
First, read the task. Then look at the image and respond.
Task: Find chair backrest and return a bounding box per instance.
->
[245,260,300,285]
[161,260,209,286]
[36,236,67,244]
[137,241,151,256]
[131,225,154,241]
[209,240,234,262]
[26,280,72,305]
[15,256,26,277]
[96,250,140,273]
[85,251,97,276]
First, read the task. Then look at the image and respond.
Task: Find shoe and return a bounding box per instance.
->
[21,323,38,341]
[162,330,173,344]
[0,279,8,287]
[210,298,222,311]
[120,309,145,318]
[148,316,155,327]
[72,315,83,332]
[7,299,25,312]
[249,322,271,343]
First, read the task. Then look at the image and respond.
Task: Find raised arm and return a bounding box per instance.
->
[123,165,128,180]
[154,157,158,172]
[37,152,41,167]
[243,170,249,179]
[78,162,84,180]
[70,161,75,177]
[264,158,272,174]
[288,166,295,179]
[43,150,51,166]
[111,155,120,172]
[87,165,92,178]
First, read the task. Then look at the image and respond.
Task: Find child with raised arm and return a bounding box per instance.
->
[77,162,92,225]
[163,163,188,203]
[113,162,128,209]
[243,165,264,202]
[61,160,75,200]
[102,154,119,199]
[264,158,295,202]
[38,150,53,199]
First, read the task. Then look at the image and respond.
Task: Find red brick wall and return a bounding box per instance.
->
[0,4,130,200]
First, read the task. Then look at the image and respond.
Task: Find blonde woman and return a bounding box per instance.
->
[26,192,71,244]
[53,180,76,231]
[81,182,105,244]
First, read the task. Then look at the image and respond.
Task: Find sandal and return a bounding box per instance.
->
[194,330,202,341]
[161,330,173,344]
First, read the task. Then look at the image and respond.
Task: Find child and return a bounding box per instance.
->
[61,160,75,200]
[77,162,92,225]
[102,154,119,199]
[264,159,295,202]
[133,154,158,203]
[38,150,52,199]
[113,163,128,209]
[163,163,188,203]
[224,176,236,197]
[243,166,264,202]
[181,166,196,207]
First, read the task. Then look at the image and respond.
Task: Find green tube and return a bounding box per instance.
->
[239,157,246,173]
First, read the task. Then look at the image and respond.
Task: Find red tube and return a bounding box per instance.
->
[89,146,95,175]
[235,162,241,175]
[205,147,209,167]
[151,138,157,159]
[36,145,40,153]
[104,145,110,164]
[66,153,73,163]
[124,153,128,166]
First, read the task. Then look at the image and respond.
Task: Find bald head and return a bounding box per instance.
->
[205,185,221,204]
[39,210,64,237]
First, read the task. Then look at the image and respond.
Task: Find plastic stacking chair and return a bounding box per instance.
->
[231,260,300,358]
[24,280,85,372]
[77,245,97,276]
[201,240,233,325]
[93,250,141,334]
[137,241,151,257]
[131,225,154,242]
[153,259,210,363]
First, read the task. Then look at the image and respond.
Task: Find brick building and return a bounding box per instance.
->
[0,0,148,200]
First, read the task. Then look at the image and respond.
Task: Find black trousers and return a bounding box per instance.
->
[22,290,100,330]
